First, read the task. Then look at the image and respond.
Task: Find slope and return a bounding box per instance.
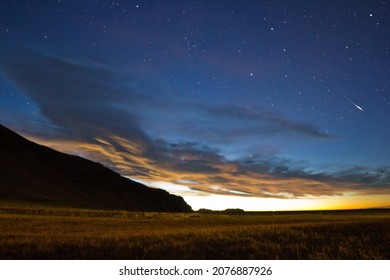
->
[0,124,192,212]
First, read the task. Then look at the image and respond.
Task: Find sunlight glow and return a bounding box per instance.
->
[184,193,390,211]
[144,180,390,211]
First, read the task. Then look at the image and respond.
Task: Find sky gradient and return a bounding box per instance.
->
[1,0,389,210]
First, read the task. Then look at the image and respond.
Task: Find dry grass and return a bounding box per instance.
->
[0,206,389,259]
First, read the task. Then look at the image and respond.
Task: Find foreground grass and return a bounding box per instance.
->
[0,206,389,259]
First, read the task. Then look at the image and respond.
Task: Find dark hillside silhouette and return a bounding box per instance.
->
[0,124,192,212]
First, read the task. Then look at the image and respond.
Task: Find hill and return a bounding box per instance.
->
[0,124,192,212]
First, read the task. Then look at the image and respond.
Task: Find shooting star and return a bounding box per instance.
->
[345,97,364,112]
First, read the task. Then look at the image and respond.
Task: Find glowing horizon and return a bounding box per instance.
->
[138,180,390,211]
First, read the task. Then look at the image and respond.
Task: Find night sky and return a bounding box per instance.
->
[1,0,389,210]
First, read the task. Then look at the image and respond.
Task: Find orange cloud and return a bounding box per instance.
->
[28,133,390,204]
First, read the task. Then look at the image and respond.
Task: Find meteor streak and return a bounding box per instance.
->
[345,97,364,112]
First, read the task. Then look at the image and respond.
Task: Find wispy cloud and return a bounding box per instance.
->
[200,104,330,139]
[1,47,389,200]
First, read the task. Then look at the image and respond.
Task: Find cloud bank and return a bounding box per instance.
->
[1,48,389,200]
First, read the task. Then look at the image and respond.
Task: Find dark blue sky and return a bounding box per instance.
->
[1,1,389,210]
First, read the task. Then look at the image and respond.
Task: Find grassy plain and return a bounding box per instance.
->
[0,204,389,259]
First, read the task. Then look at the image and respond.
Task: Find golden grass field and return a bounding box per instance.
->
[0,204,389,259]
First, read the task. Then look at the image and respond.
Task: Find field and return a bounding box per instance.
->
[0,205,389,259]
